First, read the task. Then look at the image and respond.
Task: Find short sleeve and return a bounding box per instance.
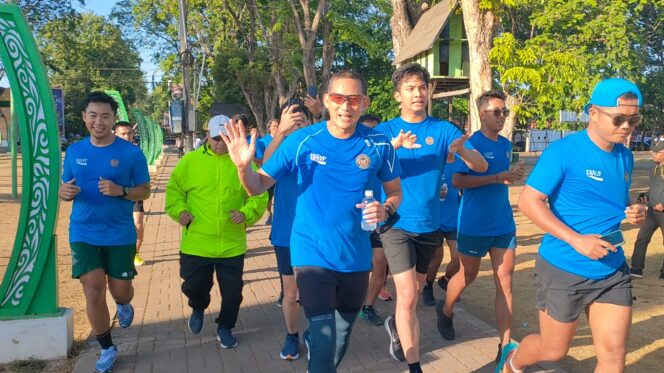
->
[131,149,151,185]
[255,138,266,159]
[526,144,565,196]
[377,142,401,183]
[261,135,297,181]
[62,148,73,182]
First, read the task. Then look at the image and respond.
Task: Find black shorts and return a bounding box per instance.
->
[441,230,457,241]
[380,228,442,275]
[295,266,369,318]
[274,246,294,276]
[370,232,382,248]
[133,200,144,213]
[535,255,633,323]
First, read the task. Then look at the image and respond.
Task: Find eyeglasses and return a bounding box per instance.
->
[328,93,364,106]
[483,108,510,117]
[593,107,642,127]
[210,135,222,142]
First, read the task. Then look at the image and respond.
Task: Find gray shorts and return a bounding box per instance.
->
[380,228,441,275]
[535,255,633,323]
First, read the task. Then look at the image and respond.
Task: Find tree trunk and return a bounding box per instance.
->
[288,0,329,89]
[390,0,414,58]
[460,0,496,133]
[321,13,334,92]
[500,93,519,142]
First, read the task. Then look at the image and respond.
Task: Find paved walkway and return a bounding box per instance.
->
[73,154,563,373]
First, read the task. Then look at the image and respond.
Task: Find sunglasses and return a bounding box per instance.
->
[484,108,510,117]
[328,93,364,106]
[594,107,642,127]
[210,135,222,142]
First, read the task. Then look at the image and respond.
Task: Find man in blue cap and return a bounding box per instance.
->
[497,78,647,373]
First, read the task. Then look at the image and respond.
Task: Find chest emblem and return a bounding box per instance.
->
[110,159,119,167]
[310,153,327,165]
[484,152,495,159]
[586,169,604,182]
[356,154,371,169]
[425,136,434,146]
[75,158,87,166]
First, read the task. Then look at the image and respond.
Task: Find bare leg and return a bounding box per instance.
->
[80,268,111,335]
[392,267,421,363]
[426,246,443,283]
[364,248,388,307]
[444,239,460,279]
[281,274,299,334]
[587,302,631,373]
[443,254,481,316]
[108,276,134,305]
[133,211,145,254]
[489,247,516,346]
[509,310,577,372]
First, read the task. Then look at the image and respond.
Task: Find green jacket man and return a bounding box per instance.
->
[165,114,267,347]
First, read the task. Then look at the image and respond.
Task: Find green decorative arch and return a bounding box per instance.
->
[0,5,61,318]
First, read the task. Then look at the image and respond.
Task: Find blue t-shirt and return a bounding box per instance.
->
[376,116,466,233]
[439,163,460,232]
[526,130,632,279]
[63,137,150,246]
[456,131,515,236]
[255,134,272,159]
[262,122,401,272]
[270,171,298,248]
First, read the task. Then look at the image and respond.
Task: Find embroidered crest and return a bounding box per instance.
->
[110,159,119,167]
[425,136,434,145]
[356,154,371,169]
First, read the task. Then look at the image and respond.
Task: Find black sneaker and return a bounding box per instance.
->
[437,276,449,291]
[359,305,384,326]
[495,343,501,364]
[384,315,405,361]
[422,282,436,306]
[436,301,455,341]
[276,290,284,307]
[630,268,644,279]
[659,273,664,280]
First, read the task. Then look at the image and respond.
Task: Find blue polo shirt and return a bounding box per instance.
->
[376,116,467,233]
[262,122,401,272]
[526,130,632,279]
[270,171,298,248]
[63,137,150,246]
[456,131,515,236]
[255,134,272,160]
[439,163,460,232]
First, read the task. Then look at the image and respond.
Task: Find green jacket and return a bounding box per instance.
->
[165,145,268,258]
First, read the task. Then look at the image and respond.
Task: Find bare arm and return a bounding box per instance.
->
[382,177,402,211]
[449,133,488,173]
[452,164,524,189]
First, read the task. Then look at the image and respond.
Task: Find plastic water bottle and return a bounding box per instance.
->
[361,190,377,231]
[439,182,448,202]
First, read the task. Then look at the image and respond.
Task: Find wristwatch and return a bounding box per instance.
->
[313,112,323,121]
[121,186,130,197]
[384,203,396,219]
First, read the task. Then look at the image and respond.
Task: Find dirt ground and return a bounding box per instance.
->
[0,151,663,372]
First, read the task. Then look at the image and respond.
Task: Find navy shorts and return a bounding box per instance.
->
[274,246,294,276]
[441,230,457,241]
[457,231,516,257]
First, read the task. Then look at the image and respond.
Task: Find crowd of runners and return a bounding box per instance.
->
[60,64,646,373]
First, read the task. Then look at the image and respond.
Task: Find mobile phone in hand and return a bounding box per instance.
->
[600,230,624,247]
[307,86,317,98]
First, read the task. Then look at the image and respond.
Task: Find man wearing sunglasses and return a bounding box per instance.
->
[165,114,268,349]
[437,91,524,366]
[222,70,403,372]
[505,79,646,373]
[376,63,488,372]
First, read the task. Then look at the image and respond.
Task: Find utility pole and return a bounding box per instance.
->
[177,0,193,150]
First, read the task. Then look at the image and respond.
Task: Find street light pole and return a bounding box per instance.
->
[177,0,193,151]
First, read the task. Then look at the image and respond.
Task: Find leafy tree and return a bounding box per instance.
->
[38,13,146,135]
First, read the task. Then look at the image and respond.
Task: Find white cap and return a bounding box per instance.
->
[207,114,230,136]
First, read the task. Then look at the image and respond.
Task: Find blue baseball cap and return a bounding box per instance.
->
[584,78,642,114]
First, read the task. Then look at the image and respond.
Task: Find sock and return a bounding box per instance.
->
[408,362,423,373]
[509,355,523,373]
[96,328,113,349]
[287,332,299,338]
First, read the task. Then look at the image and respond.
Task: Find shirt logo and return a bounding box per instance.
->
[75,158,88,166]
[506,151,510,160]
[484,152,495,159]
[425,136,434,145]
[586,169,604,182]
[310,153,327,165]
[356,154,371,169]
[110,159,119,167]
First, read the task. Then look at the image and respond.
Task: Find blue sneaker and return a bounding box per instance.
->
[217,327,238,348]
[279,333,300,360]
[116,303,134,328]
[95,345,118,373]
[303,330,311,361]
[188,309,204,334]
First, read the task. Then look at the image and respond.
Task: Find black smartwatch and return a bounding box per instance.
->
[313,112,323,121]
[121,186,130,197]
